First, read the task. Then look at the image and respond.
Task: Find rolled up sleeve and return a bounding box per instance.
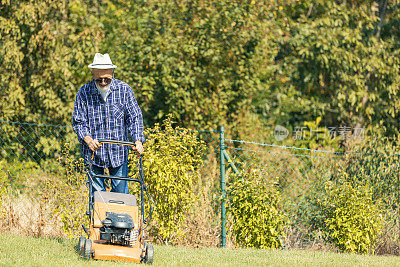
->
[72,91,90,143]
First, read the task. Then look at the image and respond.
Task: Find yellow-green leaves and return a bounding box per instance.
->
[319,173,383,254]
[129,115,206,244]
[228,170,287,249]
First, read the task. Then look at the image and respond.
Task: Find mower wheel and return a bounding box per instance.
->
[78,236,86,256]
[145,244,154,264]
[83,239,92,260]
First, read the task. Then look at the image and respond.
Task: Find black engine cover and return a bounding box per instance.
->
[99,212,135,246]
[104,212,134,229]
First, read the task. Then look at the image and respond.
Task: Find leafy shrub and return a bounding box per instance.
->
[130,116,206,243]
[227,169,287,249]
[296,117,342,151]
[319,172,383,254]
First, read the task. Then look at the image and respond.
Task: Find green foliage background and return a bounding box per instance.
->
[2,0,400,137]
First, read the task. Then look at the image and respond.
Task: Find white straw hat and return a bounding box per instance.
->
[88,53,117,69]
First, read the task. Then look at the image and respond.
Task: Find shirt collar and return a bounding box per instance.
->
[110,78,118,90]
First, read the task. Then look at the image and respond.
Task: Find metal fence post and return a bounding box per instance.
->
[219,125,226,248]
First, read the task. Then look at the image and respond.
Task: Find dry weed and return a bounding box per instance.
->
[0,192,62,237]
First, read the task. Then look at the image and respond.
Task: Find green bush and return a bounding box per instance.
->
[319,172,383,254]
[228,170,287,249]
[130,116,206,244]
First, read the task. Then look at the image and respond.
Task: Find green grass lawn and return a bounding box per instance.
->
[0,234,399,266]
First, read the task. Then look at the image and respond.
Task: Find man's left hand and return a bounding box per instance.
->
[135,141,144,155]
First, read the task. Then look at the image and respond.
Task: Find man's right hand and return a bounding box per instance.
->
[84,136,102,152]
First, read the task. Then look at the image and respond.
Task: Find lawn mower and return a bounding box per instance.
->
[78,139,154,264]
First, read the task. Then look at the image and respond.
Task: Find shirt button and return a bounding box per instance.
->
[106,117,108,119]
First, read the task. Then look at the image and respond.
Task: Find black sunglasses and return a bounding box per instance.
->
[94,78,112,84]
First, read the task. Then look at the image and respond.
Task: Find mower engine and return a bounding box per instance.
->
[99,212,138,246]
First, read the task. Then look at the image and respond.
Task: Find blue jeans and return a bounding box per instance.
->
[90,161,129,194]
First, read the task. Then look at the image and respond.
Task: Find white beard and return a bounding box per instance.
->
[96,82,111,101]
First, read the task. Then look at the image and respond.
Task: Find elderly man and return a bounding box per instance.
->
[73,53,144,194]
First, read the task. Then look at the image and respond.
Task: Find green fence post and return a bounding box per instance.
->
[219,125,226,248]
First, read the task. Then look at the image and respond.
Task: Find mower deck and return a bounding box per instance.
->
[91,239,144,263]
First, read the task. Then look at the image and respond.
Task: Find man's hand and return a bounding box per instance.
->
[135,141,144,155]
[84,136,102,152]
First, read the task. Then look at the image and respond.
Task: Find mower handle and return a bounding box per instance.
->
[89,139,138,163]
[92,174,142,183]
[87,139,141,175]
[97,139,137,148]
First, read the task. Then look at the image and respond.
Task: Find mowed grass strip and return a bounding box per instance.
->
[0,234,399,266]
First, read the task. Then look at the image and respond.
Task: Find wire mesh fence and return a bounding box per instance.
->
[0,121,399,253]
[224,139,400,253]
[0,121,222,241]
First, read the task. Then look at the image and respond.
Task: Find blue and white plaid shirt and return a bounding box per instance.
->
[73,78,145,168]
